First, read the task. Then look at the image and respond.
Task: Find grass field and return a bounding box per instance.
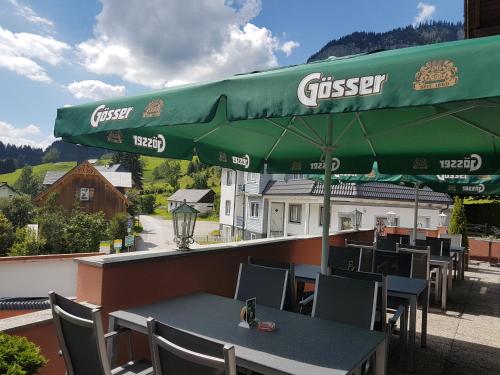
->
[0,161,76,185]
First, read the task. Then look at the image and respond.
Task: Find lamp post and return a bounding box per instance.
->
[172,199,199,250]
[386,211,397,227]
[439,212,447,227]
[352,209,363,230]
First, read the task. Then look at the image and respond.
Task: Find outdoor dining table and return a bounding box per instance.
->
[107,292,387,375]
[450,245,466,281]
[294,264,428,374]
[429,255,453,311]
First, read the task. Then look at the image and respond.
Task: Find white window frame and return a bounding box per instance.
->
[250,233,257,240]
[247,172,258,182]
[289,204,302,223]
[417,216,431,228]
[226,170,233,185]
[225,200,231,216]
[249,202,259,218]
[338,213,353,231]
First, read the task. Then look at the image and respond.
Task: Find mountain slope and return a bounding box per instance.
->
[308,21,464,62]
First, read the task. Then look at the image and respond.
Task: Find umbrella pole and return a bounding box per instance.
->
[412,183,420,245]
[321,116,333,275]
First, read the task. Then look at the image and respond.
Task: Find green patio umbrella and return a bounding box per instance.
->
[54,35,500,274]
[320,163,500,241]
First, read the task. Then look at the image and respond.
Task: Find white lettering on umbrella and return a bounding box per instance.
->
[232,154,250,169]
[439,154,482,172]
[91,104,133,127]
[436,175,468,181]
[310,158,341,171]
[297,73,387,107]
[132,134,166,153]
[462,184,485,193]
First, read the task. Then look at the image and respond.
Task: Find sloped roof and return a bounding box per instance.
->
[43,170,132,188]
[168,189,214,203]
[0,182,18,193]
[95,164,128,173]
[264,180,451,204]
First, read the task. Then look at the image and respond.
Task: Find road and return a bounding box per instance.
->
[137,215,219,251]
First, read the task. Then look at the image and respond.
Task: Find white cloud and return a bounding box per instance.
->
[413,2,436,26]
[280,40,299,56]
[67,80,126,100]
[0,26,69,82]
[6,0,54,29]
[0,121,55,149]
[77,0,298,88]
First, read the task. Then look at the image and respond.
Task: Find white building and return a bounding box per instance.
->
[219,169,451,240]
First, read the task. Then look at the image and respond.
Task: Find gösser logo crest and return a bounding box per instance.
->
[91,105,133,128]
[142,99,164,118]
[413,60,458,91]
[297,72,387,107]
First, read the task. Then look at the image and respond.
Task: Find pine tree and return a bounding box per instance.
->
[111,152,144,189]
[448,196,469,248]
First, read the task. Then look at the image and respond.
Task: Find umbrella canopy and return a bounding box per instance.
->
[54,35,500,273]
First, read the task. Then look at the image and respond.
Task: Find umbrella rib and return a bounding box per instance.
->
[264,118,325,149]
[193,120,229,143]
[332,112,359,147]
[357,114,377,157]
[264,117,294,161]
[296,116,327,145]
[448,114,500,139]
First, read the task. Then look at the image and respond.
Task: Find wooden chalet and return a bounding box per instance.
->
[33,161,131,220]
[465,0,500,38]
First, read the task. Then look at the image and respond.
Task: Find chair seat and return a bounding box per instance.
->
[111,360,153,375]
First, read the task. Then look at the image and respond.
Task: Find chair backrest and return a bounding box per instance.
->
[147,318,236,375]
[345,241,374,272]
[234,263,288,310]
[387,233,410,245]
[49,291,110,375]
[416,239,441,257]
[247,256,296,312]
[330,269,387,332]
[440,233,462,247]
[312,274,378,330]
[397,245,430,280]
[328,246,362,272]
[374,250,413,277]
[376,237,398,251]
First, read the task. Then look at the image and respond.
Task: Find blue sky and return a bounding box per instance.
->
[0,0,462,149]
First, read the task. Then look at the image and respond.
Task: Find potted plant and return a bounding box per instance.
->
[0,332,47,375]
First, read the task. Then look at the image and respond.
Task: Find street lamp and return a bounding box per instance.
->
[439,212,447,227]
[352,209,363,230]
[386,211,397,227]
[172,199,199,250]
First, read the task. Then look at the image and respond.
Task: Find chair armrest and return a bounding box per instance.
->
[298,294,314,306]
[388,304,405,327]
[104,328,130,341]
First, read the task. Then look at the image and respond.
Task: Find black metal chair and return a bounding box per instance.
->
[387,233,410,245]
[328,245,362,273]
[312,274,379,330]
[49,291,152,375]
[147,318,237,375]
[417,239,442,257]
[375,237,398,251]
[345,240,375,272]
[374,250,413,277]
[247,256,297,312]
[397,245,430,280]
[234,263,288,310]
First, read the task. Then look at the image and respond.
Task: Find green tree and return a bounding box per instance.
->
[0,195,35,228]
[37,193,66,253]
[0,213,14,256]
[111,152,144,189]
[140,195,157,214]
[14,166,42,197]
[449,196,469,248]
[125,188,141,216]
[0,332,47,375]
[65,209,107,253]
[192,170,209,189]
[8,227,46,256]
[42,147,60,163]
[108,213,129,247]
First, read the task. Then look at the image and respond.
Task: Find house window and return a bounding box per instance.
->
[339,214,353,230]
[291,174,304,180]
[250,233,257,240]
[289,204,302,223]
[249,202,259,218]
[226,170,233,185]
[225,200,231,216]
[77,187,94,201]
[247,173,258,182]
[418,216,431,228]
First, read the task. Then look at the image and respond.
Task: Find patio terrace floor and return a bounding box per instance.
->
[389,261,500,375]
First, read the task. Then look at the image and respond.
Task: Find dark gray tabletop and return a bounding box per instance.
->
[109,293,385,375]
[430,255,453,264]
[450,245,465,253]
[295,264,427,297]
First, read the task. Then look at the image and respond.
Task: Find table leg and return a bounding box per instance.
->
[107,316,118,368]
[434,267,441,304]
[462,251,465,280]
[408,295,417,373]
[441,264,448,311]
[448,261,453,291]
[374,338,387,375]
[421,284,428,348]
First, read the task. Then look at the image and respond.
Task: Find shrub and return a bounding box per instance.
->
[37,209,66,254]
[8,227,46,256]
[141,194,157,214]
[0,213,14,256]
[0,195,35,229]
[449,196,469,248]
[0,332,47,375]
[65,209,108,253]
[108,213,129,244]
